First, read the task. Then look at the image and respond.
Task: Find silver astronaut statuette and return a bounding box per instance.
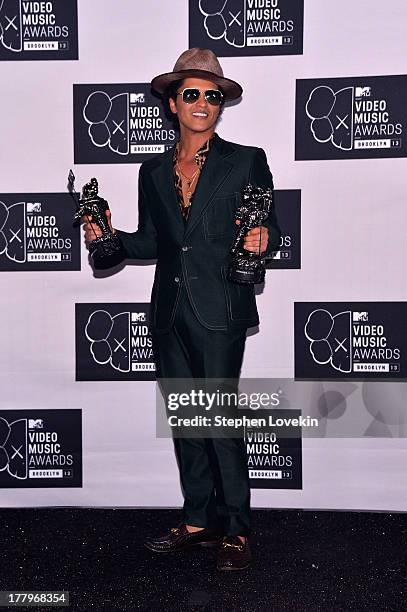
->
[67,170,122,259]
[228,184,273,284]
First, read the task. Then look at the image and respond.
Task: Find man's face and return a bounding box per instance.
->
[169,77,222,134]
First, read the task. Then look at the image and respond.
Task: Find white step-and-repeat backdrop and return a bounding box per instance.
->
[0,0,406,510]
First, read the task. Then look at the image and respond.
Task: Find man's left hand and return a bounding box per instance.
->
[235,221,269,253]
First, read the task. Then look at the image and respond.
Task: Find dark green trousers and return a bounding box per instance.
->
[152,284,251,536]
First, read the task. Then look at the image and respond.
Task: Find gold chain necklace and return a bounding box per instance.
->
[176,162,200,206]
[177,162,199,185]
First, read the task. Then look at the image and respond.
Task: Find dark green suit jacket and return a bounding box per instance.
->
[93,133,281,334]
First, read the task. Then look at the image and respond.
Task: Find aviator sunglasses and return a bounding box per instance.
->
[177,87,224,106]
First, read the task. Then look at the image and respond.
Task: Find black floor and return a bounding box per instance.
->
[0,508,405,611]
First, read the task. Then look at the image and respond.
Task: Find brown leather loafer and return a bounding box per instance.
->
[144,523,221,553]
[216,535,252,571]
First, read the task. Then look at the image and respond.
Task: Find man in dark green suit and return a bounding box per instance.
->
[85,48,280,571]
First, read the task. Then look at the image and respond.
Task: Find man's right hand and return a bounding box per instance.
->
[83,209,115,244]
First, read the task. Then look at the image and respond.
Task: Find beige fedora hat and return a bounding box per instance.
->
[151,48,243,101]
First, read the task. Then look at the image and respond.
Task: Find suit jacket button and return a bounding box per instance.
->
[174,276,180,283]
[181,246,191,251]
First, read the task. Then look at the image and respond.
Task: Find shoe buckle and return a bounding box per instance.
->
[222,541,243,551]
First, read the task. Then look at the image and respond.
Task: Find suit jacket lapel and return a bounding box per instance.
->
[184,134,234,239]
[150,146,185,237]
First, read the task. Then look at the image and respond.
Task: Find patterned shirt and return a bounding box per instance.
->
[173,133,215,221]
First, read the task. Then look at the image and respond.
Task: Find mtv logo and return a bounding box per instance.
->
[132,312,146,322]
[355,87,371,98]
[353,311,368,322]
[130,93,145,103]
[26,202,41,213]
[29,419,43,429]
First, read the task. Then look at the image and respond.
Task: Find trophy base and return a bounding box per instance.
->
[227,265,266,285]
[88,233,122,259]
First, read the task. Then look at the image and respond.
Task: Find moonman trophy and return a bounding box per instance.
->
[228,183,273,284]
[67,170,122,259]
